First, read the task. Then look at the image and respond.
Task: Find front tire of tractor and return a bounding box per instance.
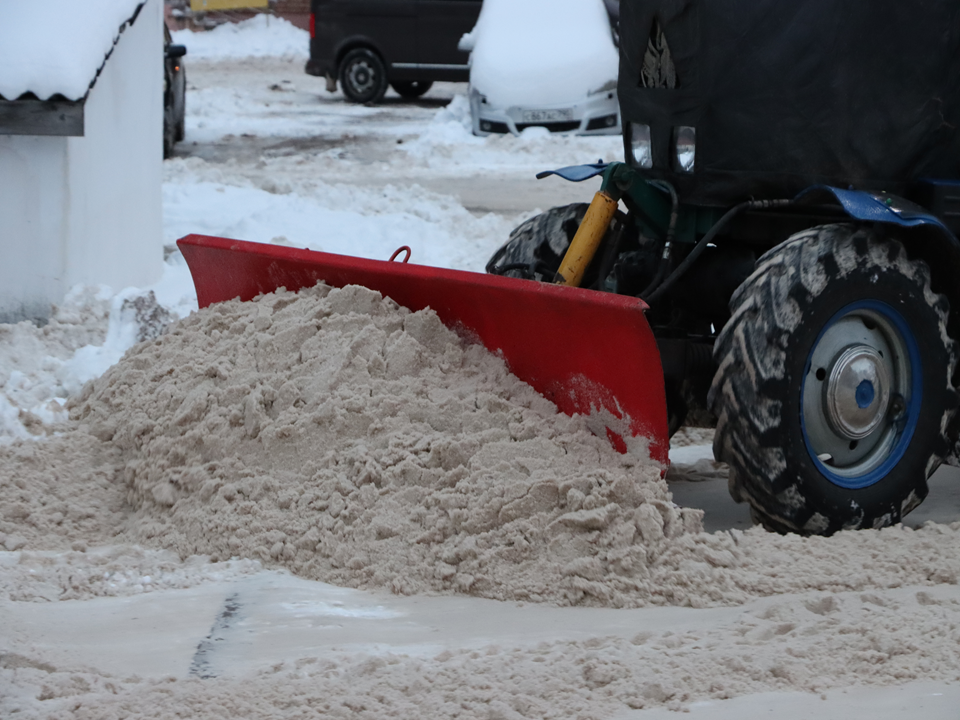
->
[709,224,958,534]
[486,203,590,282]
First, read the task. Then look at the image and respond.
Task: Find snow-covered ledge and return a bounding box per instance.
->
[0,0,163,324]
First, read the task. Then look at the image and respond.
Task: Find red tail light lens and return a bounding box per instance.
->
[309,12,315,38]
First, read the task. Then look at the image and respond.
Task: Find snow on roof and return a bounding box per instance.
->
[468,0,619,108]
[0,0,146,102]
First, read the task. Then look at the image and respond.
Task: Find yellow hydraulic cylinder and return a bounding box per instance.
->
[555,191,619,287]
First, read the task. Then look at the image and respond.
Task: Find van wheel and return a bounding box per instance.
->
[391,80,433,99]
[339,48,388,104]
[709,224,958,534]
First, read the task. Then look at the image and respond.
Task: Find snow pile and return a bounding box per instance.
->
[407,94,480,145]
[0,259,196,444]
[468,0,619,107]
[401,95,623,170]
[3,283,960,610]
[0,288,111,442]
[69,284,697,606]
[0,0,145,100]
[172,15,308,60]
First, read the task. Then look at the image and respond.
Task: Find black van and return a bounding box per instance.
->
[305,0,483,104]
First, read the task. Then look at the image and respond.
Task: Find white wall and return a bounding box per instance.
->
[0,138,69,322]
[0,0,163,324]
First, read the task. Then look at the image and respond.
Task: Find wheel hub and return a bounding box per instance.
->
[801,302,918,485]
[823,345,891,440]
[348,62,374,92]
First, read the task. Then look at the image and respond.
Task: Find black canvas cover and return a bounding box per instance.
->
[618,0,960,206]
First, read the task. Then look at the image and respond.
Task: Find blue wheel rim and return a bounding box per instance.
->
[800,300,922,490]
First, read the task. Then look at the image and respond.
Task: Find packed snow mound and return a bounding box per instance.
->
[0,0,145,100]
[2,283,960,609]
[69,284,697,606]
[468,0,619,107]
[172,15,308,60]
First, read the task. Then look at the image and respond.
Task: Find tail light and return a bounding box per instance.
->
[309,12,315,38]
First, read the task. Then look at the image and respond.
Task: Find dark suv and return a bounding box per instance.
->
[305,0,482,104]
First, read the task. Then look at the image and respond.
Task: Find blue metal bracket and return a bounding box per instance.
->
[797,185,954,235]
[535,163,610,182]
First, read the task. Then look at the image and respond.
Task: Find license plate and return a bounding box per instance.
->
[521,108,574,123]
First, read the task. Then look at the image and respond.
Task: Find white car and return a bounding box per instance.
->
[462,0,621,137]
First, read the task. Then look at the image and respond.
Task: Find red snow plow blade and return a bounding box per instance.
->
[177,234,669,466]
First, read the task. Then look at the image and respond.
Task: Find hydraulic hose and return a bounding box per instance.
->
[643,198,792,305]
[637,180,680,298]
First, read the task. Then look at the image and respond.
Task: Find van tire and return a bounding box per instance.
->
[391,80,433,99]
[339,48,388,104]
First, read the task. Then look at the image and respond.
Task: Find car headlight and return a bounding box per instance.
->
[628,122,653,169]
[674,126,696,173]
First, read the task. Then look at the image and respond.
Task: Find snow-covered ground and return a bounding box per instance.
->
[2,17,960,720]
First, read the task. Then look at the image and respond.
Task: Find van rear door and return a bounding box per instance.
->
[345,0,417,65]
[415,0,481,77]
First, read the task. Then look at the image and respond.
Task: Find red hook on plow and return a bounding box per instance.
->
[389,246,412,263]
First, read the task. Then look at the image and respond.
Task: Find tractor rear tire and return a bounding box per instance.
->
[709,224,958,534]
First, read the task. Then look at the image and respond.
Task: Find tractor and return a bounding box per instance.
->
[179,0,960,536]
[485,0,960,534]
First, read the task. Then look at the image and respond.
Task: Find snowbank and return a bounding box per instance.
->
[5,284,960,611]
[401,95,624,170]
[64,284,692,606]
[468,0,619,107]
[0,0,145,101]
[172,15,308,60]
[162,159,511,270]
[0,259,196,444]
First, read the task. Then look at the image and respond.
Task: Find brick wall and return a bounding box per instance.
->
[274,0,310,30]
[276,0,310,13]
